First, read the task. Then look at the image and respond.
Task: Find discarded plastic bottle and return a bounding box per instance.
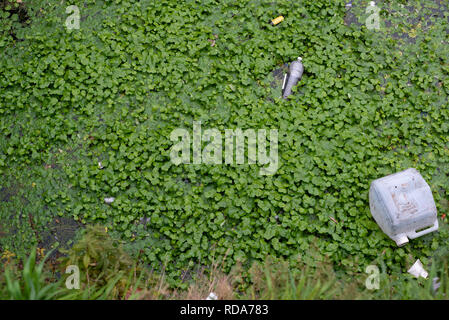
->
[282,57,304,99]
[369,168,439,247]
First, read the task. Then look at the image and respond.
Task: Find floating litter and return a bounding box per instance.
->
[369,168,438,246]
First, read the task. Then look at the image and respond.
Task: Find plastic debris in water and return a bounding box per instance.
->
[206,292,218,300]
[433,277,441,292]
[369,168,439,247]
[269,16,284,26]
[282,57,304,99]
[104,197,115,204]
[407,259,428,279]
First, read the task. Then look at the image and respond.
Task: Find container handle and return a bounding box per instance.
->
[408,220,439,239]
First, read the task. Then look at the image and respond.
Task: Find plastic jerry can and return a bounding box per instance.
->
[369,168,439,246]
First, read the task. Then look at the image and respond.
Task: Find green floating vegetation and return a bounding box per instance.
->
[1,0,449,287]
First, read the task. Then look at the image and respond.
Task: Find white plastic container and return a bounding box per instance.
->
[369,168,439,246]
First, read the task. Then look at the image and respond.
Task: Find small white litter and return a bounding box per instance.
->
[206,292,218,300]
[98,162,104,169]
[104,197,115,204]
[407,259,428,279]
[433,277,441,292]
